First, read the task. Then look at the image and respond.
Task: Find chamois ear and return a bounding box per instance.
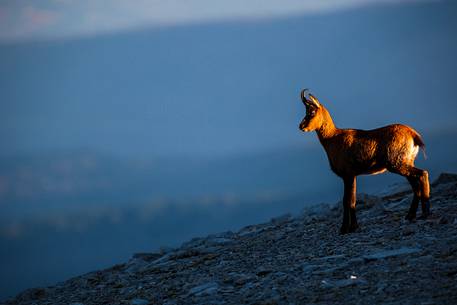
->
[307,94,321,108]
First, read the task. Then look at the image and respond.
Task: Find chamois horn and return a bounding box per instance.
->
[308,93,320,108]
[300,88,310,105]
[301,88,320,108]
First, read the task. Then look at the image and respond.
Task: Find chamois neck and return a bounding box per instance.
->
[316,107,339,143]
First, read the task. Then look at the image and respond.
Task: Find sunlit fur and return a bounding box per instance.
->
[299,90,430,234]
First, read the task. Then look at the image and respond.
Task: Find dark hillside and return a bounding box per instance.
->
[4,173,457,304]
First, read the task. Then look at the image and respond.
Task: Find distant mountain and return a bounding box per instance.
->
[1,128,456,220]
[1,0,456,157]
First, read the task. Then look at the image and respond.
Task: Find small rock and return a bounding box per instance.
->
[159,246,174,254]
[439,215,452,224]
[431,172,457,187]
[256,267,273,277]
[315,254,345,261]
[207,237,234,245]
[375,283,387,294]
[25,288,47,300]
[302,264,319,273]
[181,237,205,249]
[357,193,382,210]
[130,298,150,305]
[348,257,365,265]
[402,226,415,236]
[238,224,273,237]
[189,282,219,296]
[132,252,161,261]
[321,276,367,288]
[150,252,173,265]
[271,213,292,225]
[363,247,421,262]
[232,274,254,286]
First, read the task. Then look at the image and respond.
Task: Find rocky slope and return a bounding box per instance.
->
[3,173,457,305]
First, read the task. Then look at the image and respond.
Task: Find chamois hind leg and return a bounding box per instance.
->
[405,176,421,221]
[340,176,357,234]
[418,169,431,219]
[389,165,430,220]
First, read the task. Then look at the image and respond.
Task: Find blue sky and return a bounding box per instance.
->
[1,0,455,158]
[0,0,435,42]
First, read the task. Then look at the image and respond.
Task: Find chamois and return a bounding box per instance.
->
[298,89,430,234]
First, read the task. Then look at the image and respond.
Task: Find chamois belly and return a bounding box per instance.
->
[327,148,385,177]
[353,161,387,176]
[363,167,387,176]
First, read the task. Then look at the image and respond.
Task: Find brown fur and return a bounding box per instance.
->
[299,90,430,234]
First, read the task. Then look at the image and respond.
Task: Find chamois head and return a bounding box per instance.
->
[299,89,324,132]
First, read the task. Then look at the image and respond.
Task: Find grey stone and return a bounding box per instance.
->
[238,223,274,236]
[125,258,148,273]
[356,193,382,210]
[130,298,150,305]
[363,247,421,262]
[431,173,457,186]
[439,215,452,224]
[301,263,319,273]
[188,282,219,296]
[271,213,292,225]
[149,252,173,265]
[181,237,206,249]
[256,267,273,276]
[315,254,345,261]
[321,276,367,288]
[132,252,162,261]
[159,246,174,254]
[207,237,234,245]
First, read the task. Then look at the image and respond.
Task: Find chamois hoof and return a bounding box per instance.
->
[340,222,359,234]
[418,202,431,220]
[419,201,431,219]
[349,224,359,233]
[418,211,431,220]
[340,226,350,235]
[405,212,416,222]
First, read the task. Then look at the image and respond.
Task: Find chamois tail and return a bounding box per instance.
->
[411,129,426,159]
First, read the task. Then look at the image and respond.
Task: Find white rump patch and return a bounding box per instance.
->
[407,141,420,163]
[411,142,419,158]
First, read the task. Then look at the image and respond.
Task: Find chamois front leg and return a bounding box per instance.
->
[341,176,357,234]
